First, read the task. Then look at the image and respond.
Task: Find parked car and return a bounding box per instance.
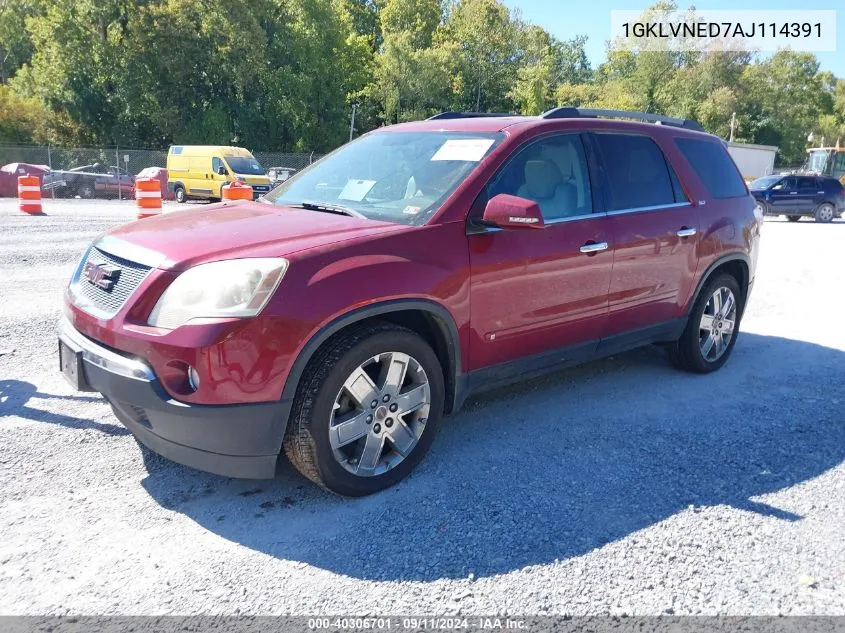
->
[42,163,135,199]
[749,174,845,223]
[59,108,760,496]
[0,162,50,197]
[166,145,272,202]
[267,166,298,188]
[136,166,175,201]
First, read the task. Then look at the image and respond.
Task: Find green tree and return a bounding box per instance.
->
[441,0,519,112]
[661,51,749,138]
[509,28,591,115]
[0,0,41,83]
[738,51,831,164]
[555,80,639,111]
[0,84,82,143]
[369,0,454,123]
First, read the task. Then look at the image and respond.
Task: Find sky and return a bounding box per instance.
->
[504,0,844,77]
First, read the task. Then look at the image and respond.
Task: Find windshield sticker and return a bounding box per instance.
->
[431,139,495,162]
[338,179,377,201]
[403,205,422,215]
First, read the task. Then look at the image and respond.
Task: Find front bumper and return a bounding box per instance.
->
[58,318,289,479]
[251,185,271,200]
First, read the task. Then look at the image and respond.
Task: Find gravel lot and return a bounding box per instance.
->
[0,198,843,616]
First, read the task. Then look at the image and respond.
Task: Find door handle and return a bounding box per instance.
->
[676,227,697,238]
[580,241,609,254]
[789,192,798,195]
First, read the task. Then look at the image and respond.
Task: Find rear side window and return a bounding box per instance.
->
[675,137,747,199]
[593,133,682,211]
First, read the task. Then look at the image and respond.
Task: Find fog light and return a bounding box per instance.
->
[187,366,201,391]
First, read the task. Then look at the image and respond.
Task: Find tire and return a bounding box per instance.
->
[814,203,835,223]
[77,183,95,199]
[786,215,801,222]
[668,273,742,374]
[283,322,444,496]
[174,185,187,203]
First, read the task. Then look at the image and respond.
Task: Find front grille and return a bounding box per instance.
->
[73,246,152,317]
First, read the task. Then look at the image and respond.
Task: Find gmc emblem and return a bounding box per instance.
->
[83,261,121,291]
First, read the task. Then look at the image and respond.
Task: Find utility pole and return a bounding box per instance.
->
[729,112,736,143]
[349,103,357,143]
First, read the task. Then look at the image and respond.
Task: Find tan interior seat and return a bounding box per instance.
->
[517,159,577,220]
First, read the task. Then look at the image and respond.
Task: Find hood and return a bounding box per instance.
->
[102,200,406,271]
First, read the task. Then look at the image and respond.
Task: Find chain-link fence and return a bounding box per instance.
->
[0,144,324,197]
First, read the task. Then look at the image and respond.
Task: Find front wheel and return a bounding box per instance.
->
[174,185,187,203]
[669,273,742,374]
[283,323,444,496]
[77,183,95,199]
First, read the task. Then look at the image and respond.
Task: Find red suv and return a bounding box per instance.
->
[59,108,761,496]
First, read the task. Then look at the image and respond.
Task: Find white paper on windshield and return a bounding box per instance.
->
[339,179,376,201]
[431,139,495,162]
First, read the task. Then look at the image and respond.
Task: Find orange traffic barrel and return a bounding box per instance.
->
[135,178,162,219]
[222,181,253,201]
[18,175,44,215]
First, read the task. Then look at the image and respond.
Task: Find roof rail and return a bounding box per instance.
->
[540,107,704,132]
[427,111,516,120]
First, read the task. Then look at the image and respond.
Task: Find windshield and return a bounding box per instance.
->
[806,150,831,174]
[264,131,504,224]
[225,156,265,175]
[749,175,783,190]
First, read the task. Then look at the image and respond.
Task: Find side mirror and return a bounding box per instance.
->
[217,165,228,176]
[482,193,545,230]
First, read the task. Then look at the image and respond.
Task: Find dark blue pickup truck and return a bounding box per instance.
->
[750,174,845,223]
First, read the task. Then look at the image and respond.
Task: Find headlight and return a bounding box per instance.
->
[147,258,288,330]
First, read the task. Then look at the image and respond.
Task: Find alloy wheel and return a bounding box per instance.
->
[699,286,737,362]
[817,204,834,222]
[329,351,431,477]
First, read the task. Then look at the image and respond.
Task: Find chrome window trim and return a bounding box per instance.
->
[468,210,605,233]
[544,212,606,224]
[605,202,692,216]
[470,202,692,231]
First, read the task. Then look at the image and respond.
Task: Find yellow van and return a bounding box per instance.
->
[166,145,272,203]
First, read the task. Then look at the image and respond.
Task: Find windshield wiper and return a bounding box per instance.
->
[289,200,367,219]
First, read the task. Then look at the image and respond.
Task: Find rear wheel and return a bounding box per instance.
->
[786,215,801,222]
[669,273,742,374]
[814,203,835,223]
[174,185,187,203]
[283,323,444,496]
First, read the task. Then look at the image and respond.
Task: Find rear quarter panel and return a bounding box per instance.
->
[656,131,760,309]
